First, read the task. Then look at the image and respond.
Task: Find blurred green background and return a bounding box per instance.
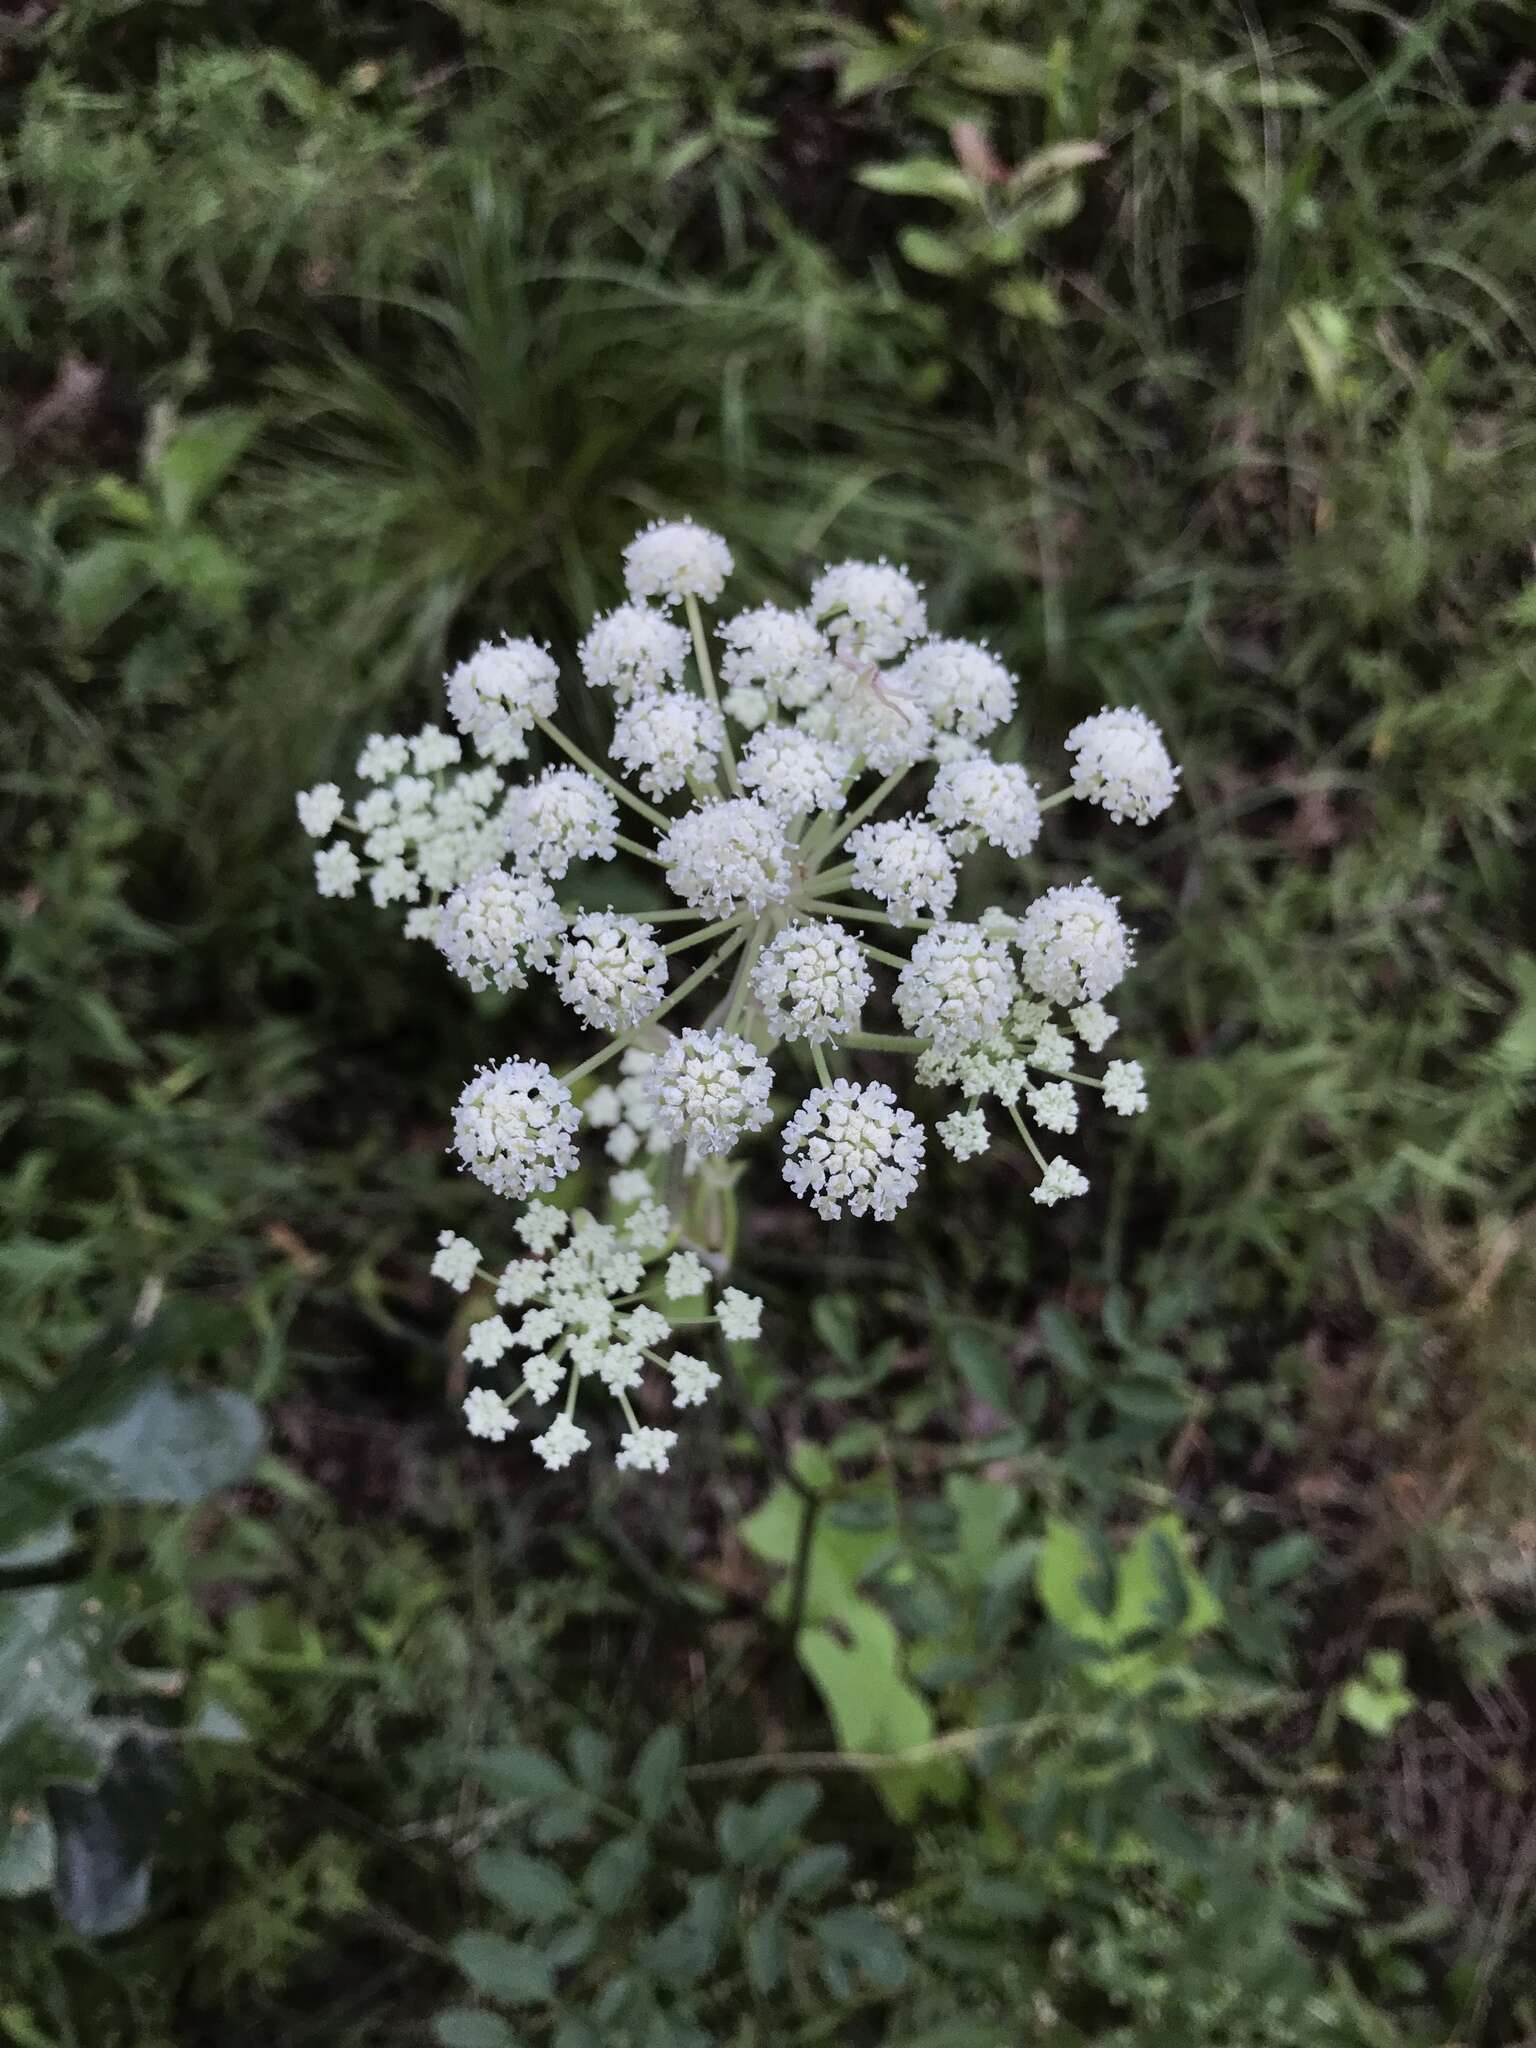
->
[4,2,1536,2043]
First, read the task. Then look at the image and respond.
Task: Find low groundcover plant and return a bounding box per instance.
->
[298,520,1177,1458]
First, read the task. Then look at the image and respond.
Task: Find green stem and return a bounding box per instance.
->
[800,899,941,931]
[638,906,707,925]
[685,593,739,793]
[562,929,747,1085]
[664,916,743,956]
[814,765,907,860]
[719,921,767,1036]
[797,860,857,898]
[533,713,670,832]
[1037,786,1075,812]
[811,1043,832,1089]
[838,1030,924,1053]
[1005,1098,1050,1174]
[616,832,666,867]
[856,938,910,972]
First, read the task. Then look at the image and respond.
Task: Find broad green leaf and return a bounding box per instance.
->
[1035,1519,1118,1645]
[777,1844,850,1902]
[148,409,260,528]
[474,1847,576,1924]
[944,1328,1016,1412]
[0,1809,55,1897]
[583,1829,649,1913]
[1009,140,1106,191]
[815,1906,909,1992]
[477,1746,571,1804]
[746,1909,788,1994]
[856,158,976,206]
[944,1475,1021,1585]
[0,1588,113,1796]
[0,1357,264,1512]
[645,1874,731,1987]
[1114,1517,1222,1643]
[628,1725,682,1822]
[56,539,150,641]
[565,1727,613,1792]
[1340,1652,1415,1737]
[897,227,970,278]
[952,42,1051,93]
[434,2011,521,2048]
[450,1933,554,2006]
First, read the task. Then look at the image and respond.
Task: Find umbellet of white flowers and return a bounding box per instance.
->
[298,519,1178,1226]
[431,1179,761,1471]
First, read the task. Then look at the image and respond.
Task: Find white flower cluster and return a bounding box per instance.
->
[433,1193,762,1473]
[301,519,1179,1224]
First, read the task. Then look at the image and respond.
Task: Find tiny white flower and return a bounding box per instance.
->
[894,924,1017,1052]
[1103,1058,1148,1115]
[532,1414,591,1470]
[847,816,957,923]
[314,843,362,899]
[504,767,618,879]
[515,1306,565,1350]
[1026,1081,1078,1135]
[464,1315,514,1368]
[1030,1024,1076,1077]
[738,727,851,818]
[464,1387,517,1441]
[496,1259,545,1307]
[1070,1002,1118,1053]
[752,922,871,1044]
[610,1167,653,1205]
[1016,883,1133,1006]
[810,560,927,662]
[623,519,733,606]
[1032,1156,1089,1207]
[593,1342,645,1394]
[621,1198,672,1255]
[585,1084,623,1128]
[606,1123,641,1163]
[611,689,725,799]
[297,783,345,838]
[722,681,773,729]
[938,1107,990,1160]
[357,733,409,782]
[403,905,439,940]
[578,603,691,699]
[445,637,559,763]
[555,913,667,1031]
[436,867,565,993]
[658,799,794,919]
[716,1288,762,1341]
[668,1354,721,1408]
[521,1354,565,1403]
[452,1060,580,1200]
[409,726,463,774]
[369,855,420,908]
[781,1079,925,1221]
[615,1426,679,1473]
[1065,706,1179,824]
[719,605,833,709]
[927,758,1040,858]
[649,1028,774,1161]
[431,1231,481,1293]
[895,638,1016,740]
[516,1203,569,1253]
[665,1251,710,1300]
[624,1305,671,1349]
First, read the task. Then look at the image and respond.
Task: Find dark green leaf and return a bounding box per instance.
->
[583,1829,649,1913]
[0,1809,55,1897]
[477,1746,572,1804]
[628,1725,682,1823]
[433,2011,520,2048]
[777,1844,850,1902]
[746,1909,788,1994]
[474,1847,576,1924]
[815,1905,909,1992]
[450,1933,554,2006]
